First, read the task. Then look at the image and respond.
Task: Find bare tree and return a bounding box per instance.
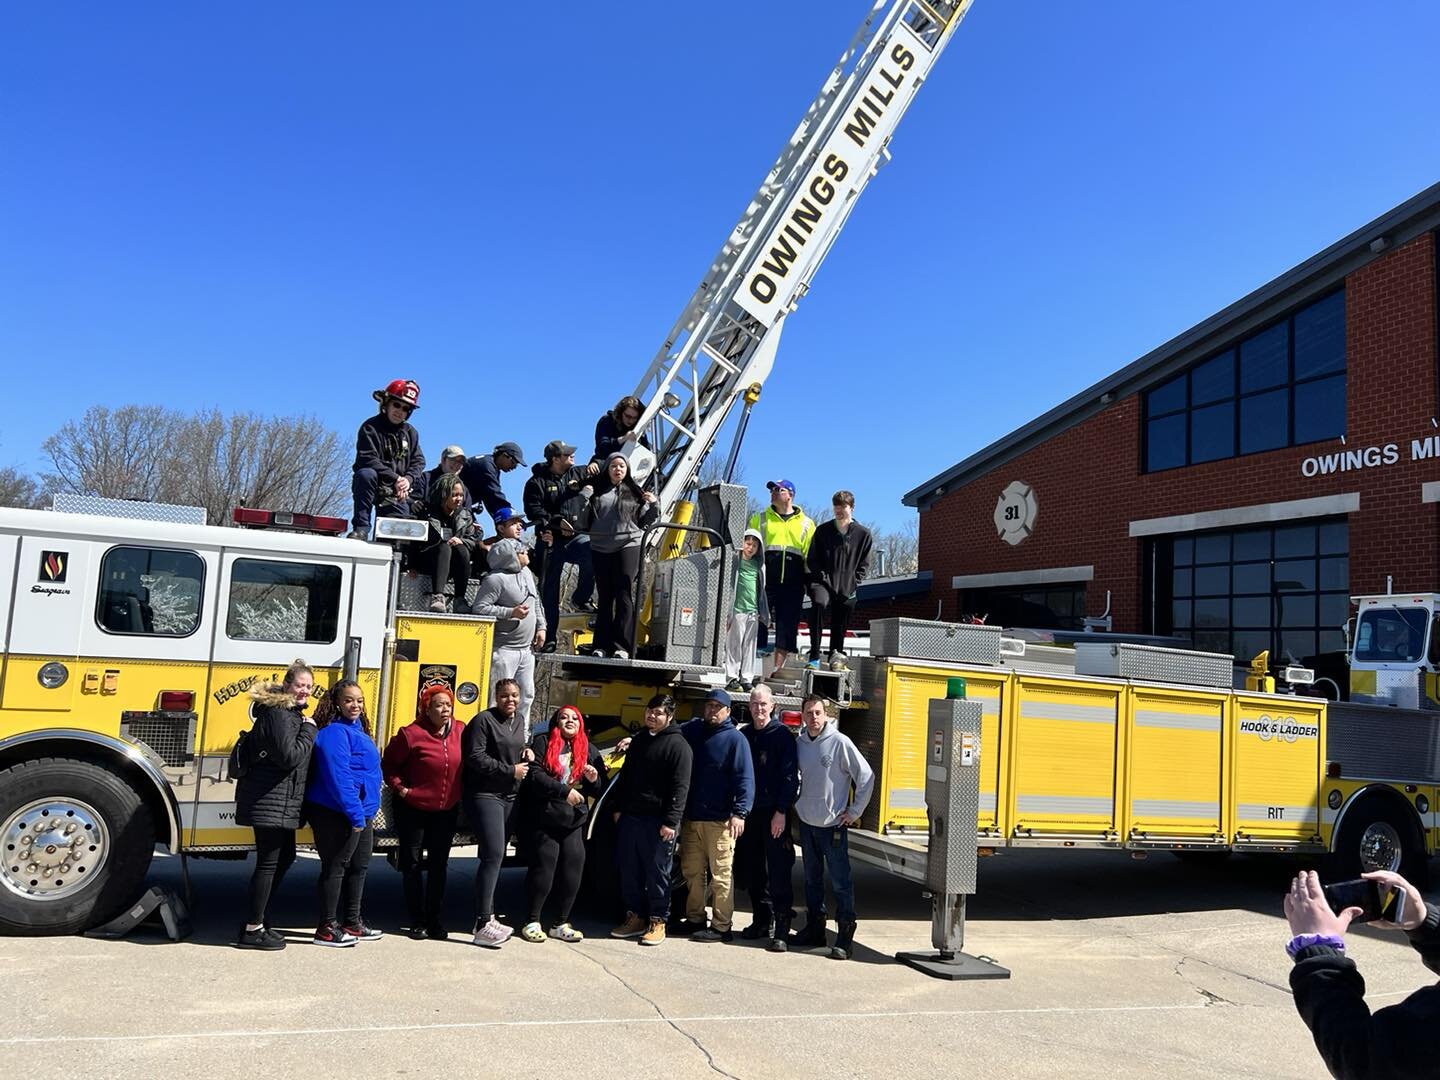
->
[0,465,41,509]
[41,404,349,525]
[42,405,177,502]
[868,516,919,578]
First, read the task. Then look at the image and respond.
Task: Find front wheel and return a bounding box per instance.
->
[0,758,157,935]
[1330,797,1428,888]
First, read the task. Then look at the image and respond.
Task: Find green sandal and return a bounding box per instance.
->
[547,922,584,943]
[520,921,546,943]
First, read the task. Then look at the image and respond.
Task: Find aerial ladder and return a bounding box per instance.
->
[624,0,976,518]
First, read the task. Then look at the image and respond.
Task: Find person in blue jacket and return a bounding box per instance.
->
[677,689,754,942]
[304,680,383,948]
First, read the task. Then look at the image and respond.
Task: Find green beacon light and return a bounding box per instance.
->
[946,677,967,700]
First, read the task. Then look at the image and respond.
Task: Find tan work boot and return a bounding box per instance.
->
[610,912,646,939]
[639,918,666,946]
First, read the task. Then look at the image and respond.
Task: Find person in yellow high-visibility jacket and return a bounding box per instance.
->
[747,480,815,676]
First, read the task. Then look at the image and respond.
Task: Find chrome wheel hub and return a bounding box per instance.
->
[1358,820,1403,873]
[1,798,109,901]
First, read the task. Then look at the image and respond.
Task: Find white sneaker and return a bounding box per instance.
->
[612,648,630,660]
[472,916,513,949]
[829,652,849,671]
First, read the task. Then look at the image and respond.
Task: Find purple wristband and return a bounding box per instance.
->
[1287,933,1346,959]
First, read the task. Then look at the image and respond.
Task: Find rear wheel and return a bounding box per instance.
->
[0,758,157,935]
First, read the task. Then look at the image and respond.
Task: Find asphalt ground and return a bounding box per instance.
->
[1,846,1426,1079]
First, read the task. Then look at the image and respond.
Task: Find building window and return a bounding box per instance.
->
[1144,290,1346,472]
[226,559,343,643]
[958,583,1086,631]
[96,546,205,637]
[1148,519,1348,666]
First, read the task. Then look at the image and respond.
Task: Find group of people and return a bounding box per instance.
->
[350,379,877,708]
[607,685,875,957]
[231,663,875,959]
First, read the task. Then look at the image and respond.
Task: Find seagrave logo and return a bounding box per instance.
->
[1239,714,1319,743]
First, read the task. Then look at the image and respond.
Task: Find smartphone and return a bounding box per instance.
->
[1323,878,1406,924]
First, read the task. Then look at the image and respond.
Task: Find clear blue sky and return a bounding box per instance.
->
[3,2,1438,531]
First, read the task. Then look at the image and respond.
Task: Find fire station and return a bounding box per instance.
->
[903,182,1440,678]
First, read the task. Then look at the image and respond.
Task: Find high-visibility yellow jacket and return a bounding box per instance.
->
[747,505,815,585]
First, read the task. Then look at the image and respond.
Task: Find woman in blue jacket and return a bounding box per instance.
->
[304,680,383,947]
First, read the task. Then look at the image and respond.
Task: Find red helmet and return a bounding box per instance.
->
[373,379,420,410]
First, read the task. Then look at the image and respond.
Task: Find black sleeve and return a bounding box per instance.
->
[1408,902,1440,975]
[405,426,426,490]
[522,476,546,525]
[1290,944,1440,1080]
[778,730,799,811]
[637,498,660,530]
[853,525,874,587]
[661,744,691,830]
[474,462,512,518]
[806,524,825,580]
[524,733,570,799]
[593,414,619,461]
[354,420,397,483]
[583,745,610,799]
[266,709,316,771]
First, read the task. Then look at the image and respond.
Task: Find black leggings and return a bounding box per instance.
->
[247,827,296,926]
[307,803,375,927]
[467,794,516,921]
[415,540,472,598]
[592,545,642,654]
[525,824,586,924]
[394,800,459,928]
[807,583,856,661]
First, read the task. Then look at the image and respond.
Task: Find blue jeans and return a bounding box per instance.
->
[541,533,594,645]
[617,814,677,920]
[798,821,854,922]
[351,467,415,532]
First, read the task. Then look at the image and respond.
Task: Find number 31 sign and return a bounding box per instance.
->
[994,480,1038,546]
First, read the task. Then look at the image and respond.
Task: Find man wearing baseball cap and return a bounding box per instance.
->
[422,445,470,514]
[350,379,426,540]
[677,689,754,942]
[523,440,601,649]
[747,480,815,677]
[461,441,526,520]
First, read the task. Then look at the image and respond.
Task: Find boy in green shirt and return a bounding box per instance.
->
[725,528,769,692]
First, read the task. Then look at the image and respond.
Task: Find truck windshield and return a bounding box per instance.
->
[1353,607,1429,664]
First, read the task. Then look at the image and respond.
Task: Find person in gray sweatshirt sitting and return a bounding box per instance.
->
[473,538,546,727]
[580,453,659,659]
[792,693,874,960]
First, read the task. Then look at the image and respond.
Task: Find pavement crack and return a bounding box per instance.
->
[576,947,741,1080]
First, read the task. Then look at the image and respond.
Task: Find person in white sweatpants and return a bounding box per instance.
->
[725,528,769,691]
[473,537,546,732]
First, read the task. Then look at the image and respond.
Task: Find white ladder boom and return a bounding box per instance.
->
[625,0,975,516]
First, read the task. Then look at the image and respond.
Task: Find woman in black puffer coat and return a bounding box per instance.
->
[232,660,316,950]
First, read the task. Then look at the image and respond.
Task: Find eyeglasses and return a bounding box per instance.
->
[387,400,414,414]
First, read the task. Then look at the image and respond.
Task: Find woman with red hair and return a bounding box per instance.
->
[518,705,608,942]
[381,684,465,939]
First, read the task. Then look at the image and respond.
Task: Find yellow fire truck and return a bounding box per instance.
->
[0,501,492,934]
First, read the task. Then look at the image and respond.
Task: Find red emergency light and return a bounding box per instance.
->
[232,508,348,535]
[159,690,195,712]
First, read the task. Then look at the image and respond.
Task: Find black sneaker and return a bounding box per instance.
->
[691,928,731,943]
[426,924,449,941]
[671,919,706,937]
[313,922,357,948]
[740,920,772,940]
[235,927,285,951]
[407,926,428,941]
[343,921,384,941]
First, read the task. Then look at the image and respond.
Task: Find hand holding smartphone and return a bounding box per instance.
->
[1323,878,1406,925]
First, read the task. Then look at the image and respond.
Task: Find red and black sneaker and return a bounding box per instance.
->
[313,922,357,948]
[343,921,384,942]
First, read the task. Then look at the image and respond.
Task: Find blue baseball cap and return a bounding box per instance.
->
[705,689,732,707]
[766,479,795,494]
[493,506,527,527]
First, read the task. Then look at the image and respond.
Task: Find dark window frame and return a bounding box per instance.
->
[1143,289,1346,473]
[94,545,207,639]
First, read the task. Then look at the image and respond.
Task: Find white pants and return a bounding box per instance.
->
[489,646,536,735]
[725,611,760,681]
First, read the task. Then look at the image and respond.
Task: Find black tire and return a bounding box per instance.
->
[1329,796,1428,888]
[0,758,157,935]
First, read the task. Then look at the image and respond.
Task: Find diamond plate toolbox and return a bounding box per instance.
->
[1074,642,1234,688]
[869,618,1003,665]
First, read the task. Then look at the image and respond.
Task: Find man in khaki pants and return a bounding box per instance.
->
[677,689,755,942]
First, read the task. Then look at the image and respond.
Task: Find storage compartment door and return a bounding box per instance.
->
[1012,678,1121,837]
[1128,689,1224,840]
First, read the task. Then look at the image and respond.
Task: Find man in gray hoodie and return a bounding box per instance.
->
[793,693,874,960]
[473,538,545,729]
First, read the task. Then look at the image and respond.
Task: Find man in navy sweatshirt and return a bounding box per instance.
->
[679,689,754,942]
[738,683,799,952]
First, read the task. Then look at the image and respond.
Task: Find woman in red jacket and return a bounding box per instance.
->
[382,685,464,939]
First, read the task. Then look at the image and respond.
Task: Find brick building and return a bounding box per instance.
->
[902,183,1440,674]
